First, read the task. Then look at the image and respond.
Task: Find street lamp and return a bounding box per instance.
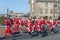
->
[7,8,8,17]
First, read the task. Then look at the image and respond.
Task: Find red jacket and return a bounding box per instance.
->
[13,17,19,24]
[26,19,32,27]
[53,20,57,25]
[26,21,34,32]
[58,20,60,24]
[5,18,12,28]
[40,19,46,25]
[39,19,46,31]
[19,19,24,26]
[48,19,53,30]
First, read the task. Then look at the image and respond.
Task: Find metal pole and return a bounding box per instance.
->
[7,8,9,17]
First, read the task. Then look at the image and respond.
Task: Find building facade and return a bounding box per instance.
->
[9,11,24,18]
[29,0,60,19]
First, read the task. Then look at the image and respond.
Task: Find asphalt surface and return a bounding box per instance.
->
[0,26,60,40]
[0,32,60,40]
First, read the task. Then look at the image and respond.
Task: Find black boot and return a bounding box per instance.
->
[14,31,20,35]
[28,32,31,35]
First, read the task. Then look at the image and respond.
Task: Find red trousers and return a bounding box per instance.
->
[4,28,14,38]
[14,23,19,32]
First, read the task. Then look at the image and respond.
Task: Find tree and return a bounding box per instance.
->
[0,16,6,25]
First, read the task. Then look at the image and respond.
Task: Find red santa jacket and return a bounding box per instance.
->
[39,19,46,29]
[48,19,53,30]
[53,20,58,25]
[58,20,60,24]
[5,18,12,28]
[28,22,33,32]
[26,19,32,27]
[13,17,19,24]
[19,19,24,26]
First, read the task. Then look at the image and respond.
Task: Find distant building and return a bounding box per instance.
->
[0,14,7,17]
[9,11,24,18]
[29,0,60,19]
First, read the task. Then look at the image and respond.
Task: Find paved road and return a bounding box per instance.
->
[0,26,60,40]
[0,32,60,40]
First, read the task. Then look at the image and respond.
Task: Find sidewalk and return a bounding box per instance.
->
[0,26,5,37]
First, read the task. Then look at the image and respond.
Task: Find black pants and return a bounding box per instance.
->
[28,31,41,38]
[41,29,48,37]
[51,28,58,33]
[14,32,20,35]
[28,32,34,38]
[35,31,41,36]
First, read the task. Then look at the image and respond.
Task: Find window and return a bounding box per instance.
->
[40,11,43,13]
[45,9,48,14]
[50,9,53,14]
[46,3,48,7]
[40,8,43,14]
[55,4,57,7]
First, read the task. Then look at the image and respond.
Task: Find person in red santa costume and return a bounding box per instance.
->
[39,17,48,37]
[26,17,35,37]
[34,18,41,36]
[39,17,46,32]
[13,16,19,34]
[21,18,25,26]
[35,18,40,30]
[48,17,58,33]
[53,19,58,27]
[4,17,14,38]
[19,18,24,26]
[48,17,53,32]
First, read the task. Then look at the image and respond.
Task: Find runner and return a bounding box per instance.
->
[4,17,14,38]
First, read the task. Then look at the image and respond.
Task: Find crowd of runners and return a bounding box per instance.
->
[4,16,60,38]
